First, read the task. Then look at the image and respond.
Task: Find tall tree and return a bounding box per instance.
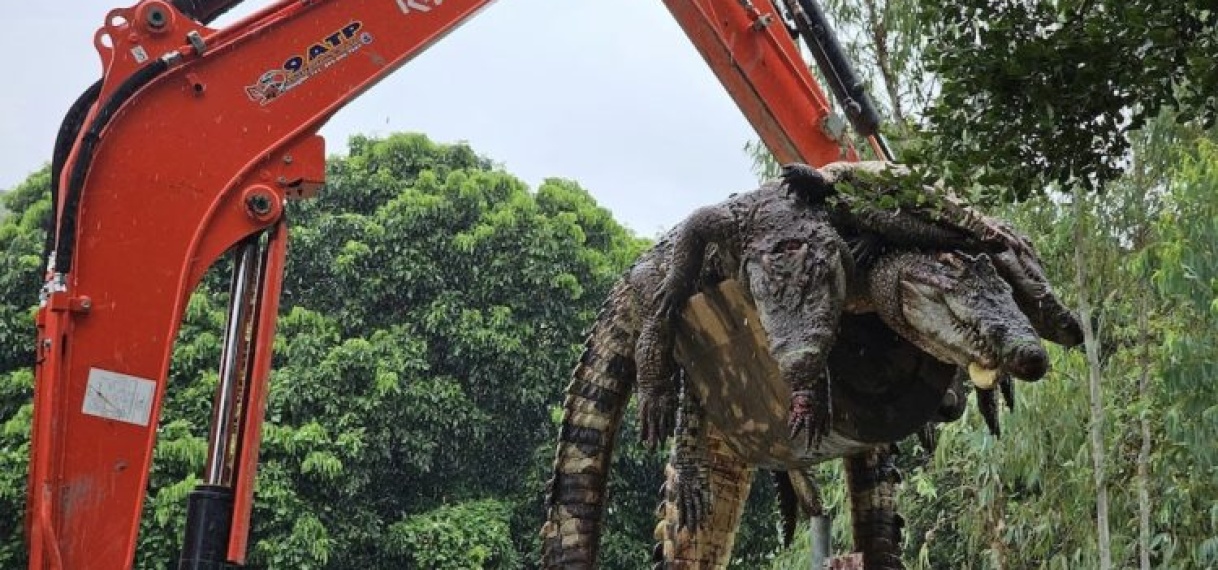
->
[1142,135,1218,568]
[1071,191,1112,570]
[821,0,933,127]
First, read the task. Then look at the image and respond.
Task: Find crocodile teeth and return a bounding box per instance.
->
[968,362,1000,390]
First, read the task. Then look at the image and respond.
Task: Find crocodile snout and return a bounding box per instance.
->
[1003,342,1049,381]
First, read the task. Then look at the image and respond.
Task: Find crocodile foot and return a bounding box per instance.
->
[789,387,831,449]
[972,213,1032,257]
[640,392,677,450]
[653,271,697,323]
[849,233,886,270]
[779,162,834,204]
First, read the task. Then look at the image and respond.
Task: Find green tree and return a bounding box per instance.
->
[1140,136,1218,567]
[0,170,54,568]
[911,0,1217,198]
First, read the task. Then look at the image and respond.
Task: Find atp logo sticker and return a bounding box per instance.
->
[245,21,374,105]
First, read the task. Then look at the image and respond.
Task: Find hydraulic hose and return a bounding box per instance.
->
[783,0,884,139]
[45,80,103,266]
[54,57,171,274]
[48,0,236,265]
[171,0,245,24]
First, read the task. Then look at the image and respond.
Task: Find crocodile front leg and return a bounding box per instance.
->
[990,240,1084,348]
[639,208,739,448]
[636,315,680,449]
[653,208,739,321]
[744,231,848,449]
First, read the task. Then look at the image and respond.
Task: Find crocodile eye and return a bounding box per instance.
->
[774,239,804,252]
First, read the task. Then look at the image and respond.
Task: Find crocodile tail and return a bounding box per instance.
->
[844,447,906,570]
[541,283,638,569]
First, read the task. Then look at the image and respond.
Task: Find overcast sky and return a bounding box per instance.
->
[0,1,769,237]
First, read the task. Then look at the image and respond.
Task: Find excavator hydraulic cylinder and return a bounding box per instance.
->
[178,485,235,570]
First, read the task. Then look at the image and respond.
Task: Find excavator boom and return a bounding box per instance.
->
[26,0,872,567]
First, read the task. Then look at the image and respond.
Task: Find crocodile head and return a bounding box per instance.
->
[868,250,1049,388]
[987,225,1085,348]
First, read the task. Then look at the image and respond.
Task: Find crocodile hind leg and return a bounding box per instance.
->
[671,369,712,531]
[844,447,906,570]
[655,424,754,569]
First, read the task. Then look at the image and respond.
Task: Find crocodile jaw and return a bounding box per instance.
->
[898,279,1000,371]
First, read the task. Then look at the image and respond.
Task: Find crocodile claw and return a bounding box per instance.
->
[974,215,1032,258]
[916,424,939,455]
[998,371,1016,411]
[849,234,885,269]
[653,280,693,322]
[788,388,831,449]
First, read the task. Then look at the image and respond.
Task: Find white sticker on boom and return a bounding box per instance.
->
[82,368,156,426]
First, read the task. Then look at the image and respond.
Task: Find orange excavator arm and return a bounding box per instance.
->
[26,0,883,568]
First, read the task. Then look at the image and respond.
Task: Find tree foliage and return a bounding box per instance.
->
[910,0,1218,197]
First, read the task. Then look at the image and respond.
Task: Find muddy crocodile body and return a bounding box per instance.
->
[539,163,1082,569]
[540,252,1056,568]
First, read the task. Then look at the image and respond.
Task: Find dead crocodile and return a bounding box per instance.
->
[653,247,1081,569]
[539,164,1081,568]
[539,244,1078,568]
[634,161,1030,452]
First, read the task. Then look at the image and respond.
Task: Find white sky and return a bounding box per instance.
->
[0,0,769,237]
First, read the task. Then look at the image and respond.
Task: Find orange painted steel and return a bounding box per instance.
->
[27,0,858,567]
[662,0,858,166]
